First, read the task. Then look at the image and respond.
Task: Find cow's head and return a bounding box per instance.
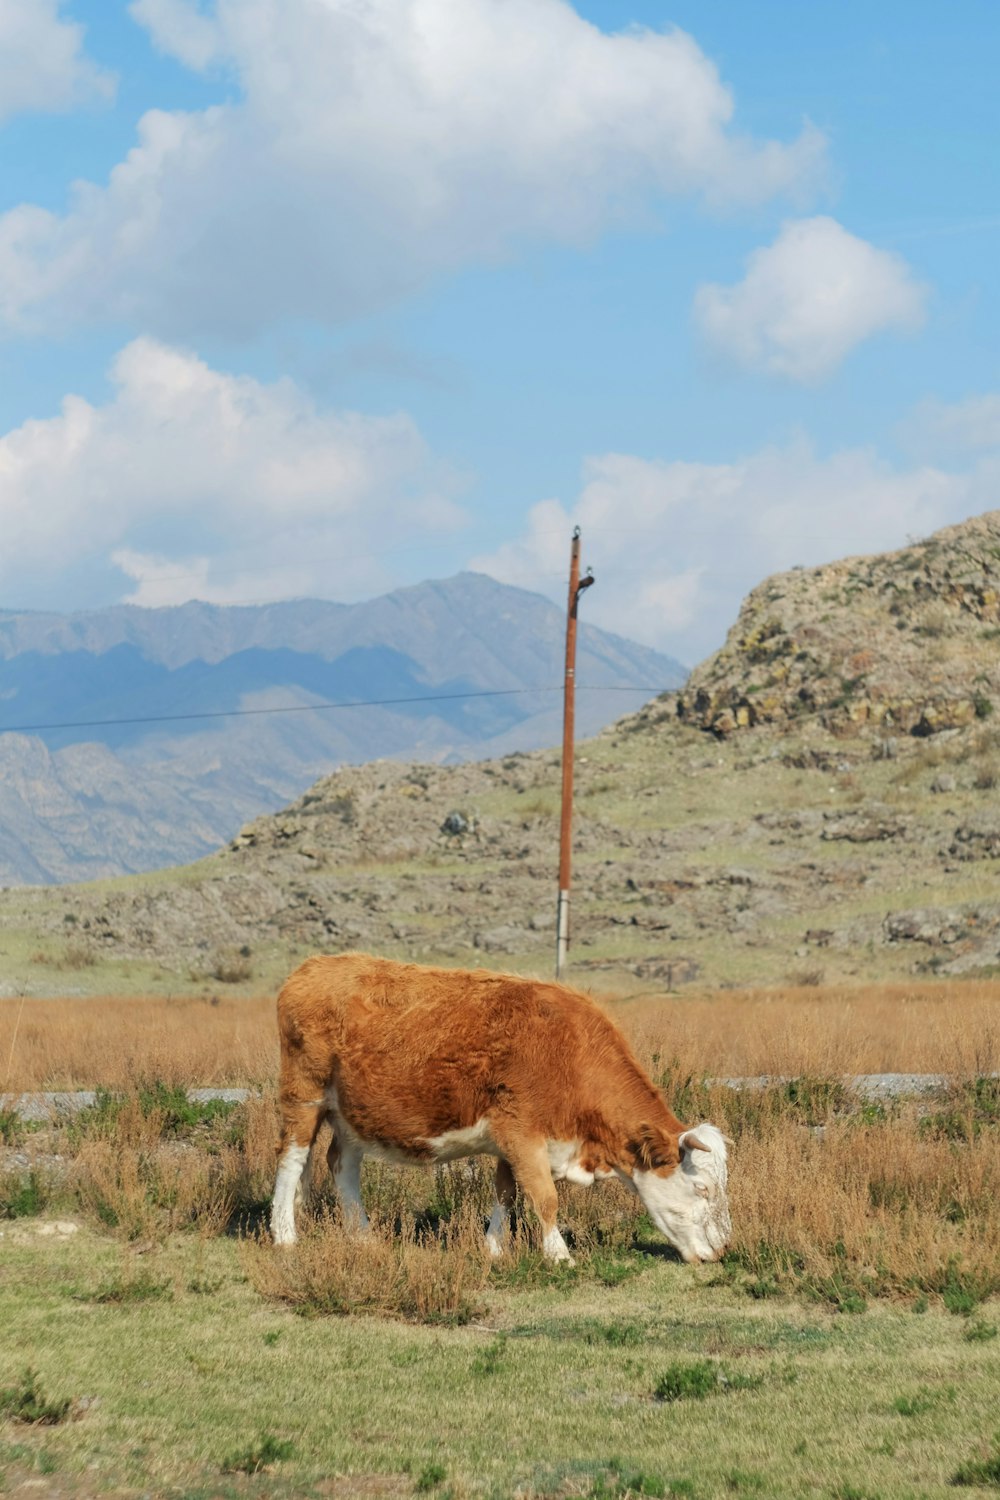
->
[629,1122,732,1264]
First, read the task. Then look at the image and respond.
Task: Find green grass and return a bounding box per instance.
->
[1,1229,998,1498]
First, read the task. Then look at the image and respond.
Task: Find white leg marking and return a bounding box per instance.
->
[295,1143,317,1210]
[271,1143,309,1246]
[334,1142,369,1231]
[485,1201,509,1258]
[542,1226,573,1264]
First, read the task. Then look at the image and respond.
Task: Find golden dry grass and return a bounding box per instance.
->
[4,977,1000,1316]
[4,978,1000,1091]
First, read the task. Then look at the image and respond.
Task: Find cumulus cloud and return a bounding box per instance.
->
[0,0,825,337]
[0,0,113,123]
[694,217,927,382]
[0,338,463,608]
[470,444,988,661]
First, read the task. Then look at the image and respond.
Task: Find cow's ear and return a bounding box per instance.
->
[630,1125,677,1171]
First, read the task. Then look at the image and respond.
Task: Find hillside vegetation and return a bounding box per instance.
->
[3,513,1000,996]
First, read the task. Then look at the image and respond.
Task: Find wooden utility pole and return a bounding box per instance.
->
[556,527,593,979]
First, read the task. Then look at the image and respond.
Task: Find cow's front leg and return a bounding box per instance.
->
[500,1135,573,1264]
[486,1158,516,1258]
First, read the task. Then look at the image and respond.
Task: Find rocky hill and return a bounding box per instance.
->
[3,512,1000,998]
[674,511,1000,737]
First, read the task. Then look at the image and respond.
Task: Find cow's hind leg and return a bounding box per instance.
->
[497,1136,572,1264]
[271,1098,325,1246]
[486,1158,516,1258]
[327,1132,369,1231]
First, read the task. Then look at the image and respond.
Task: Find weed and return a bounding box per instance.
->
[187,1273,225,1295]
[416,1461,448,1491]
[83,1271,173,1306]
[589,1251,642,1287]
[892,1389,938,1417]
[471,1336,507,1376]
[0,1167,52,1219]
[76,1081,239,1140]
[807,1271,868,1315]
[920,1075,1000,1141]
[221,1433,295,1474]
[726,1472,766,1493]
[591,1471,670,1498]
[0,1369,71,1425]
[597,1321,644,1347]
[964,1319,998,1342]
[951,1444,1000,1487]
[654,1361,719,1402]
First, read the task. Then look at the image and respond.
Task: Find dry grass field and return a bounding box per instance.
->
[3,978,1000,1497]
[4,977,1000,1091]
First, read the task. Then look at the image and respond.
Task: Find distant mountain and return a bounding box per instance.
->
[0,573,683,884]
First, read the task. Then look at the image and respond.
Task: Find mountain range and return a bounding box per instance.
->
[0,573,683,884]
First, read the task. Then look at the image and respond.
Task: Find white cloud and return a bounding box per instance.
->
[901,393,1000,457]
[0,0,825,337]
[0,338,463,608]
[0,0,113,123]
[694,217,927,382]
[470,444,989,661]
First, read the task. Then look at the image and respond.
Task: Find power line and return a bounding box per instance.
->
[0,683,670,738]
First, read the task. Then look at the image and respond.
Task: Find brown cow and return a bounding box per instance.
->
[270,953,732,1264]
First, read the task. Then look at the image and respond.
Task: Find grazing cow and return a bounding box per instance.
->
[270,953,732,1264]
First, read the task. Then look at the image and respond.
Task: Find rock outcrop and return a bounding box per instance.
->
[673,511,1000,738]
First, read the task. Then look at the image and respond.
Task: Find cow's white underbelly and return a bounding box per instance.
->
[422,1117,500,1161]
[323,1090,601,1183]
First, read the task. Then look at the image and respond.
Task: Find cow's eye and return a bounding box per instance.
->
[694,1183,710,1198]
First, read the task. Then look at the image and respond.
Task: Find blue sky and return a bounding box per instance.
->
[1,0,998,664]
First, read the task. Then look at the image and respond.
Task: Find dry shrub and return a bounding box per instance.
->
[730,1115,1000,1305]
[243,1205,490,1324]
[974,760,999,791]
[66,1091,268,1242]
[72,1135,239,1242]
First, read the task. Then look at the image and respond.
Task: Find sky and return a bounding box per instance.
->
[0,0,998,668]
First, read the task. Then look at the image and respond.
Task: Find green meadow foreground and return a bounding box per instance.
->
[2,983,1000,1497]
[3,1223,1000,1500]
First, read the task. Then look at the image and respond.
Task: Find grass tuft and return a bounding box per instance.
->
[654,1360,720,1402]
[221,1432,295,1474]
[951,1444,1000,1488]
[0,1369,71,1426]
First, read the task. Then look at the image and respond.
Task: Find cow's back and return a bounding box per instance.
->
[276,952,649,1146]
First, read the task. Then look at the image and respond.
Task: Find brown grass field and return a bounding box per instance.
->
[3,977,1000,1309]
[4,977,1000,1091]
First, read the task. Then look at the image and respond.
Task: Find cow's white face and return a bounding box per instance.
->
[632,1123,732,1265]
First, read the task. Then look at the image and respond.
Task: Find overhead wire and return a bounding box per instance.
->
[0,682,672,738]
